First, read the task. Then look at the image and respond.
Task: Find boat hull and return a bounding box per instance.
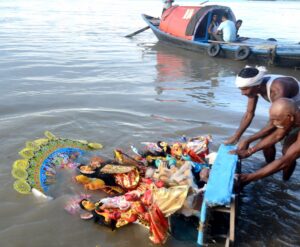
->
[142,14,300,69]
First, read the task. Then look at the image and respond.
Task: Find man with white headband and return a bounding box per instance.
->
[225,65,300,164]
[239,98,300,184]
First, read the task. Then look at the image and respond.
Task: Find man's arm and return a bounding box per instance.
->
[215,22,223,34]
[225,96,258,144]
[236,121,276,150]
[241,134,300,183]
[243,121,275,142]
[236,126,287,158]
[249,127,287,153]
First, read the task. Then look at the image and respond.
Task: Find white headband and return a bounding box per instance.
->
[235,66,267,88]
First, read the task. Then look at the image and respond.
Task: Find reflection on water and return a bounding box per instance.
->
[153,44,230,107]
[149,43,261,112]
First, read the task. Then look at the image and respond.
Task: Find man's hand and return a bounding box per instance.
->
[224,135,239,145]
[238,173,252,187]
[229,149,251,159]
[234,173,251,192]
[237,139,249,151]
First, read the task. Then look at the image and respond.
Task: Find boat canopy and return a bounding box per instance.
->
[159,5,236,41]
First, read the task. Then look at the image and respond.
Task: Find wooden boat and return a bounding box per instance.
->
[142,5,300,69]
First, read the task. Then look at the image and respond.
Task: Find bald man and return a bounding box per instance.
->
[225,66,300,163]
[238,98,300,184]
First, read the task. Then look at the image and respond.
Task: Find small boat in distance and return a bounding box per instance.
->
[142,5,300,69]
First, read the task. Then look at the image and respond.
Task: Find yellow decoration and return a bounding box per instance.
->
[114,150,123,163]
[82,200,96,211]
[153,185,189,217]
[12,168,28,180]
[19,148,34,159]
[77,140,88,144]
[88,143,103,150]
[34,138,48,145]
[75,175,91,184]
[26,141,39,151]
[100,164,134,174]
[84,179,105,190]
[44,131,56,140]
[12,160,29,170]
[13,180,31,194]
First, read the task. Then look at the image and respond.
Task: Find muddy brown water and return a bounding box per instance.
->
[0,0,300,246]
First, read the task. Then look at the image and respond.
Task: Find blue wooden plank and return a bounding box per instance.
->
[197,201,207,245]
[204,144,238,206]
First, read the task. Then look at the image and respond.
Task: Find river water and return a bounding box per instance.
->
[0,0,300,246]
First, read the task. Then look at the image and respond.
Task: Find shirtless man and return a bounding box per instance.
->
[239,98,300,184]
[225,66,300,163]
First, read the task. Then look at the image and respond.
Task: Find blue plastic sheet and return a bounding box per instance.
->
[204,144,238,206]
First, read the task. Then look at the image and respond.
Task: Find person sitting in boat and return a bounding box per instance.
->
[235,19,243,38]
[207,14,219,40]
[238,98,300,185]
[225,65,300,164]
[212,13,236,42]
[162,0,174,14]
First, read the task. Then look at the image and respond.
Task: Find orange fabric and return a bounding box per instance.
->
[114,168,140,190]
[159,6,200,40]
[148,204,169,244]
[186,149,206,163]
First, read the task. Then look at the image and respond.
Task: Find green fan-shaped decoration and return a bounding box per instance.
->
[11,131,103,195]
